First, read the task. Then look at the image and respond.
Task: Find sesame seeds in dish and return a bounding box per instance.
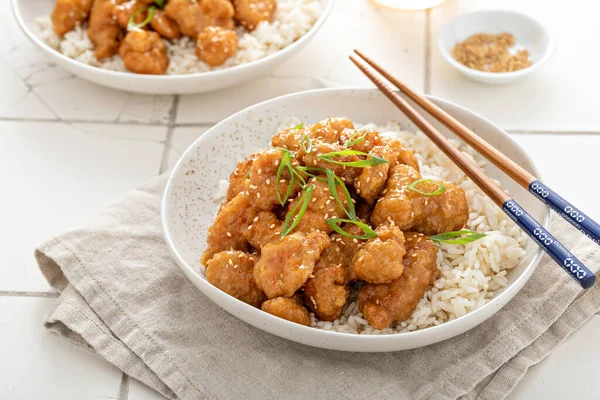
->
[202,117,528,334]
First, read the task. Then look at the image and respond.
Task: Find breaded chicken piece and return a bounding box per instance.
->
[119,30,169,75]
[226,153,257,201]
[113,0,146,29]
[339,129,384,153]
[298,141,362,185]
[254,231,329,298]
[243,211,282,250]
[198,0,235,32]
[233,0,276,30]
[206,251,266,307]
[353,145,397,205]
[286,179,348,234]
[271,126,306,152]
[303,224,366,321]
[150,10,181,39]
[271,118,353,152]
[201,192,258,265]
[349,225,406,284]
[247,148,301,211]
[358,232,439,329]
[164,0,201,37]
[87,0,123,60]
[196,26,238,66]
[384,138,420,172]
[261,295,310,326]
[371,164,468,235]
[51,0,94,35]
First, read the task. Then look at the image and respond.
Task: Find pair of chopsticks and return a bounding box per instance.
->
[350,50,597,289]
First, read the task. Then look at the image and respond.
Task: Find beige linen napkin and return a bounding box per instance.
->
[35,175,600,400]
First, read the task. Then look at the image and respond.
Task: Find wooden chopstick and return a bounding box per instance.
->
[349,53,596,289]
[354,49,600,248]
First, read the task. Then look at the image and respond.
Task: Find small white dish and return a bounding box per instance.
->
[11,0,334,94]
[437,10,554,85]
[162,88,550,352]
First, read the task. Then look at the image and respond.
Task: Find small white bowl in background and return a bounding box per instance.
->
[437,10,554,85]
[11,0,334,94]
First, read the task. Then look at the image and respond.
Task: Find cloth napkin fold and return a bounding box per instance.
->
[35,175,600,400]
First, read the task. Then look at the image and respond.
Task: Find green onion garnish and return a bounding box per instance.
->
[430,229,486,245]
[326,218,377,240]
[301,133,312,154]
[318,149,387,168]
[245,168,252,177]
[276,150,295,206]
[154,0,164,7]
[127,5,156,31]
[291,123,304,130]
[408,179,446,197]
[344,130,367,147]
[325,169,356,220]
[281,184,315,238]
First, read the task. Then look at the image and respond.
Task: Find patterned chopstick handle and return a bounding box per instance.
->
[503,199,596,289]
[529,180,600,245]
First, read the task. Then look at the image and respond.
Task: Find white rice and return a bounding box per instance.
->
[215,120,529,335]
[36,0,322,74]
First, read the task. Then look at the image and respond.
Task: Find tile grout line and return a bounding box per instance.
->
[424,8,431,95]
[117,373,130,400]
[159,95,181,174]
[0,290,59,298]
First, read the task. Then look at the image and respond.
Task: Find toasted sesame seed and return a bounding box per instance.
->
[247,225,253,230]
[319,205,324,210]
[335,247,340,252]
[356,181,361,187]
[275,160,280,166]
[358,256,364,262]
[324,213,329,219]
[233,264,239,269]
[356,189,361,194]
[228,259,233,265]
[226,232,232,237]
[266,179,271,185]
[353,238,358,243]
[279,179,286,183]
[257,168,262,175]
[269,224,275,229]
[366,177,371,183]
[378,172,384,177]
[238,253,244,258]
[253,216,259,222]
[256,193,261,199]
[325,199,331,205]
[249,184,258,189]
[313,160,318,166]
[312,197,317,202]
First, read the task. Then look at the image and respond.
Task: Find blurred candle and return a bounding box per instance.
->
[370,0,446,11]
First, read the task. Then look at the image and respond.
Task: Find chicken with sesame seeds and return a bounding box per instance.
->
[348,225,406,284]
[247,147,302,211]
[206,250,266,307]
[285,179,348,234]
[196,26,238,66]
[226,153,257,201]
[51,0,94,36]
[119,30,169,74]
[371,164,468,235]
[233,0,276,31]
[253,231,329,298]
[150,10,182,39]
[297,141,362,185]
[113,0,150,29]
[243,211,282,250]
[201,192,258,265]
[358,232,439,330]
[87,0,123,60]
[261,295,310,325]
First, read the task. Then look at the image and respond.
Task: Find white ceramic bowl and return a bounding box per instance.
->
[11,0,334,94]
[438,10,554,85]
[162,88,549,352]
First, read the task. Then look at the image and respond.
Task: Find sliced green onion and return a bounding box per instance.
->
[276,151,295,206]
[325,169,355,220]
[154,0,164,7]
[300,133,312,154]
[291,123,304,130]
[296,166,327,182]
[245,168,252,177]
[408,179,447,197]
[326,218,377,240]
[281,184,315,238]
[430,230,486,245]
[127,5,156,31]
[344,130,367,147]
[318,149,387,168]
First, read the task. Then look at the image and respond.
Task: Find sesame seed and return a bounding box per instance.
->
[253,216,259,222]
[324,213,329,219]
[279,179,286,183]
[356,189,361,194]
[328,196,334,200]
[226,232,232,237]
[312,197,317,202]
[325,199,331,205]
[247,225,253,230]
[228,259,233,265]
[366,177,371,183]
[341,177,346,182]
[275,160,280,166]
[319,205,324,210]
[356,182,361,187]
[238,253,244,258]
[378,172,384,177]
[353,238,358,243]
[269,224,275,229]
[335,247,340,252]
[376,299,380,305]
[358,256,364,262]
[313,160,318,166]
[233,264,239,269]
[266,179,271,185]
[249,184,257,189]
[256,193,261,199]
[257,168,262,175]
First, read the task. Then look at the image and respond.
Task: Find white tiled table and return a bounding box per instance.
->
[1,0,599,399]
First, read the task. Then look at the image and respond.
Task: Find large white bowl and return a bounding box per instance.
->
[162,88,549,352]
[12,0,334,94]
[438,10,554,85]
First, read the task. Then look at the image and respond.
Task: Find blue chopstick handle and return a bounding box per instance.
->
[529,180,600,245]
[503,199,596,289]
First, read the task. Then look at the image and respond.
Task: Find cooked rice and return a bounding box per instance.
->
[36,0,322,74]
[214,118,528,335]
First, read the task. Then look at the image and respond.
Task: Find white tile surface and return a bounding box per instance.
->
[166,126,209,170]
[429,0,600,131]
[0,1,174,124]
[0,296,122,400]
[507,315,600,400]
[0,121,166,292]
[176,0,427,124]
